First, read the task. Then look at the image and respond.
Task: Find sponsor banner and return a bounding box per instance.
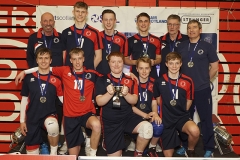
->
[36,6,219,37]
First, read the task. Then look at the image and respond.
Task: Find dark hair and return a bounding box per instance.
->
[102,9,116,19]
[187,19,202,29]
[74,1,88,10]
[166,52,182,63]
[35,48,52,59]
[167,14,181,22]
[137,12,150,21]
[136,57,151,68]
[69,48,84,58]
[107,51,124,63]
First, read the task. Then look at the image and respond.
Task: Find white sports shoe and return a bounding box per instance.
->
[156,143,162,152]
[126,140,135,152]
[58,141,68,155]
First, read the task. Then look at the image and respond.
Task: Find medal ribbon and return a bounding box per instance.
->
[73,70,85,97]
[110,73,122,87]
[138,33,150,55]
[42,33,53,49]
[74,24,87,48]
[138,78,149,103]
[167,75,180,100]
[188,40,199,62]
[37,71,51,97]
[169,32,179,52]
[104,31,115,55]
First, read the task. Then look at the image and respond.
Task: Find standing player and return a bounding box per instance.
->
[16,48,102,157]
[61,1,103,69]
[176,20,219,157]
[95,52,153,157]
[26,12,63,68]
[159,14,188,77]
[153,52,200,157]
[97,9,128,75]
[125,12,161,79]
[132,57,163,157]
[20,48,63,155]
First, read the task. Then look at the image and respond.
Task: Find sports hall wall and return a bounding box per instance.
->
[0,0,239,155]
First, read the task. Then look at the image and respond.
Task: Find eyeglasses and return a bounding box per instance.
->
[167,23,180,27]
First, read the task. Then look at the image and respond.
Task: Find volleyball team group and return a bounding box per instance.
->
[14,1,219,158]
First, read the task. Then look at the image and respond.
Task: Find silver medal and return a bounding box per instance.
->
[170,99,177,106]
[106,55,109,60]
[188,61,194,68]
[40,96,47,103]
[140,103,146,109]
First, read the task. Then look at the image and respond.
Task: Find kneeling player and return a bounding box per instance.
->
[153,52,200,157]
[19,48,62,155]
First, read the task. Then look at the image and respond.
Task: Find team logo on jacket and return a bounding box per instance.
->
[150,38,154,42]
[176,41,181,47]
[161,81,166,85]
[68,72,72,77]
[107,79,111,83]
[148,84,153,91]
[124,79,129,84]
[86,31,91,36]
[51,78,56,83]
[198,49,204,55]
[30,78,35,82]
[134,40,138,43]
[115,38,120,44]
[180,81,186,87]
[54,38,59,43]
[68,31,72,35]
[85,73,92,79]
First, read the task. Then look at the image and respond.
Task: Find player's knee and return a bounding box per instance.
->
[189,125,200,138]
[90,119,101,133]
[152,122,164,137]
[137,121,153,139]
[26,145,39,154]
[45,117,59,137]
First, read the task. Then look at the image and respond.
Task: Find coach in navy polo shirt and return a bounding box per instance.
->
[27,12,63,68]
[159,14,188,77]
[176,19,219,158]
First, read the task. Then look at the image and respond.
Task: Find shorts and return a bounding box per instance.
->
[25,114,57,146]
[161,116,191,150]
[64,112,96,149]
[102,113,143,154]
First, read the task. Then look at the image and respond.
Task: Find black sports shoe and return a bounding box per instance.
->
[147,147,158,157]
[186,150,198,157]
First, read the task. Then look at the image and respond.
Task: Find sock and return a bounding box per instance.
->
[149,143,156,148]
[89,147,97,156]
[50,145,58,155]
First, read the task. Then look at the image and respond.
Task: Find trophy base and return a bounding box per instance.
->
[214,133,233,155]
[9,141,25,153]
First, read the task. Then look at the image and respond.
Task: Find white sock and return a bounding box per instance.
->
[50,145,58,155]
[149,143,156,148]
[89,147,97,156]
